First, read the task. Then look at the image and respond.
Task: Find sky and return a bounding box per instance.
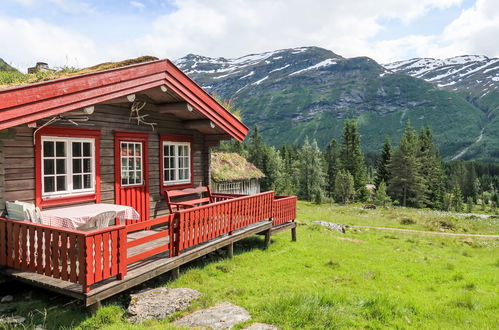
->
[1,0,498,72]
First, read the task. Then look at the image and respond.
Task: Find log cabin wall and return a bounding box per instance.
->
[0,140,5,214]
[0,104,217,218]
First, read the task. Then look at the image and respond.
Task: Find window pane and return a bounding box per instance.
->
[135,158,141,170]
[121,143,127,156]
[169,145,175,155]
[83,159,91,173]
[73,175,82,189]
[128,158,135,171]
[122,178,127,185]
[72,142,81,157]
[83,174,91,189]
[44,159,54,175]
[136,171,142,184]
[179,157,183,168]
[43,141,54,157]
[44,177,55,193]
[73,159,82,173]
[56,142,65,157]
[56,159,66,174]
[136,143,141,156]
[56,176,66,191]
[170,158,175,168]
[170,169,175,181]
[83,142,91,157]
[178,146,183,156]
[164,145,169,157]
[183,169,189,179]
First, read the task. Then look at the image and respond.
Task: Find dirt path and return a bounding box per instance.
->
[351,225,499,238]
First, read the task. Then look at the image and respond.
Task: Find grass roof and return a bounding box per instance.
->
[0,56,159,90]
[211,152,264,181]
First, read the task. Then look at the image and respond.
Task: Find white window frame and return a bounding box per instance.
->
[120,141,144,187]
[162,141,191,185]
[41,136,96,198]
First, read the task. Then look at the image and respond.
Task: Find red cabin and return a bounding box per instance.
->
[0,58,296,307]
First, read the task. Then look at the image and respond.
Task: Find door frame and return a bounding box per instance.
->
[114,131,150,222]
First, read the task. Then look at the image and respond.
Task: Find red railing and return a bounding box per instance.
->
[0,218,127,293]
[272,196,297,226]
[175,191,274,253]
[125,214,173,265]
[0,192,295,293]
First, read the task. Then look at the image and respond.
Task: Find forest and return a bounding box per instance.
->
[218,120,499,213]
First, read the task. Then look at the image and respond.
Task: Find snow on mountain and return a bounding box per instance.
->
[384,55,499,95]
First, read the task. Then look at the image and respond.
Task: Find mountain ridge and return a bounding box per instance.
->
[175,46,497,161]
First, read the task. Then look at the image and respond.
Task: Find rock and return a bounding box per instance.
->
[174,302,251,329]
[363,204,376,210]
[0,315,25,324]
[244,322,279,330]
[313,221,346,233]
[127,287,201,323]
[35,325,45,330]
[1,295,13,303]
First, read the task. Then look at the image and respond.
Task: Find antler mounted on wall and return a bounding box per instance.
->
[129,101,158,130]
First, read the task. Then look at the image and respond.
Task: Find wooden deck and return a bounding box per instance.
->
[0,220,277,306]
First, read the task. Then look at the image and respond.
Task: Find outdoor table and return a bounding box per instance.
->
[40,203,140,229]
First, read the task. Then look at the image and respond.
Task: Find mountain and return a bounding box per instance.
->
[174,47,490,161]
[0,59,18,72]
[385,56,499,161]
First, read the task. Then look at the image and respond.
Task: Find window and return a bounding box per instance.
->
[160,135,193,187]
[120,141,143,186]
[163,142,190,184]
[41,137,95,197]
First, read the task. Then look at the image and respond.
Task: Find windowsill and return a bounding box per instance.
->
[39,193,97,209]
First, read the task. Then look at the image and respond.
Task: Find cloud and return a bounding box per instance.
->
[0,17,101,72]
[133,0,465,62]
[130,1,145,10]
[3,0,499,71]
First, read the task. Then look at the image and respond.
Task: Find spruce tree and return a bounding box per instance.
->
[374,137,392,191]
[374,181,391,207]
[248,126,264,170]
[334,170,355,204]
[325,139,340,197]
[418,127,445,209]
[339,120,367,198]
[298,137,326,201]
[451,185,464,212]
[388,122,426,207]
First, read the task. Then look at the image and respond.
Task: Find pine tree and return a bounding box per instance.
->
[334,170,355,204]
[418,127,445,209]
[298,137,326,201]
[374,137,391,191]
[325,139,340,197]
[374,181,391,207]
[451,185,464,212]
[339,120,367,198]
[388,122,426,207]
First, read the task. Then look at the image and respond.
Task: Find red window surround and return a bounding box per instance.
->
[35,127,101,209]
[160,134,194,190]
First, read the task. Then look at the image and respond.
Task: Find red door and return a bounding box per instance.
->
[114,132,150,224]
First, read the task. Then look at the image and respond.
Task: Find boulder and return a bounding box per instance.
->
[313,221,346,233]
[174,302,251,329]
[127,287,200,323]
[0,315,25,325]
[0,295,13,303]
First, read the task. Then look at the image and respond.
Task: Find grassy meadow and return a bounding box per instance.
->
[1,202,498,329]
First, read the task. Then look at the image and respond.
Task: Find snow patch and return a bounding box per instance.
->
[252,76,269,85]
[289,59,336,76]
[239,71,254,79]
[269,64,290,73]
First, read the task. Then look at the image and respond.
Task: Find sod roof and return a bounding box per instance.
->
[211,152,265,181]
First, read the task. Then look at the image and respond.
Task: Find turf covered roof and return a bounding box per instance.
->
[211,152,265,182]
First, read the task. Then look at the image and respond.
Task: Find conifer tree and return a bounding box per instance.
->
[248,126,264,170]
[374,137,392,191]
[451,185,464,212]
[325,139,340,197]
[418,127,445,209]
[339,120,367,198]
[374,181,391,207]
[298,137,326,201]
[388,122,425,207]
[334,170,355,204]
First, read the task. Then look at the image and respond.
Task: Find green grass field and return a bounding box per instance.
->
[1,202,498,329]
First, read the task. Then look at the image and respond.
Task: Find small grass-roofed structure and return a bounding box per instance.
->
[211,152,264,195]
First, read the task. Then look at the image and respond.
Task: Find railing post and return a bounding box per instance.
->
[169,213,181,257]
[117,226,127,280]
[229,201,234,235]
